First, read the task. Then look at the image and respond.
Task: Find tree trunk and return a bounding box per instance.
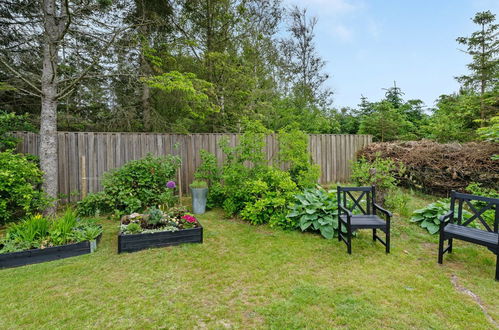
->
[40,39,59,214]
[40,0,68,214]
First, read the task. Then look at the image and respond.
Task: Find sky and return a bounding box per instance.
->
[282,0,499,110]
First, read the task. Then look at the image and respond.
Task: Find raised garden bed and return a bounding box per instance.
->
[0,233,102,269]
[118,206,204,253]
[118,224,202,253]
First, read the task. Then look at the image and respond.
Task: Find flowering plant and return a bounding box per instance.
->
[166,181,176,189]
[181,213,198,228]
[182,214,197,223]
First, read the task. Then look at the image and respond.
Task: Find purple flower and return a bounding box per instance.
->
[166,181,176,189]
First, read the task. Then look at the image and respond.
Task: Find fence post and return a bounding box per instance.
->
[80,155,87,199]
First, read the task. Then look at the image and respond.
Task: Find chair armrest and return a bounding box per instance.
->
[374,203,392,218]
[439,211,454,224]
[338,204,352,218]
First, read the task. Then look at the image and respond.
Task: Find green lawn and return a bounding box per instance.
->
[1,192,498,329]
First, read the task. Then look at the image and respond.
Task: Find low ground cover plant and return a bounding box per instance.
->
[0,208,102,253]
[77,154,181,217]
[120,206,200,235]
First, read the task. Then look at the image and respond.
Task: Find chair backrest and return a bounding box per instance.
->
[450,191,499,233]
[337,186,375,215]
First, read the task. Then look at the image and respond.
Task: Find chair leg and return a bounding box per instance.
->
[448,238,453,253]
[438,230,444,264]
[496,253,498,281]
[338,221,342,242]
[347,227,352,254]
[373,228,376,241]
[385,227,390,254]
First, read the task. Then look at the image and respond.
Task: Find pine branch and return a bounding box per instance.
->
[0,57,42,96]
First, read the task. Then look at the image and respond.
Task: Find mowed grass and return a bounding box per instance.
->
[1,191,498,329]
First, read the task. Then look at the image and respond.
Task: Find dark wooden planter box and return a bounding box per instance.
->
[0,233,102,269]
[118,224,203,253]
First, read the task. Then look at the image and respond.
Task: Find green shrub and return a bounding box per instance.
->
[287,187,345,239]
[240,167,299,228]
[351,154,404,203]
[278,125,320,188]
[465,182,498,226]
[0,111,34,152]
[0,151,49,225]
[194,149,221,185]
[191,120,320,229]
[410,201,476,234]
[76,191,113,216]
[77,154,181,217]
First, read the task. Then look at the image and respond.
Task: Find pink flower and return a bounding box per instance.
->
[182,214,197,223]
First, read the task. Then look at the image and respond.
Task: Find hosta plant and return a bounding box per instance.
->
[410,200,475,235]
[287,187,345,239]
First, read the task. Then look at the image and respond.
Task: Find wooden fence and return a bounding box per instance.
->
[14,132,372,202]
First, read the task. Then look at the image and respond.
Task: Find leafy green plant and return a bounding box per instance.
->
[0,151,49,225]
[351,154,404,203]
[193,150,224,208]
[194,149,221,185]
[0,111,34,152]
[278,125,320,188]
[49,208,78,245]
[0,210,102,253]
[121,222,142,234]
[76,191,112,217]
[145,207,164,226]
[465,182,498,226]
[80,225,103,241]
[190,180,208,188]
[4,214,50,248]
[287,188,345,239]
[77,154,181,217]
[411,201,475,234]
[385,189,411,217]
[240,168,299,229]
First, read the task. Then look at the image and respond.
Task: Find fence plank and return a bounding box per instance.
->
[14,132,371,199]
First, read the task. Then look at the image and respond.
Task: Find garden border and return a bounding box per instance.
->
[118,223,203,253]
[0,233,102,269]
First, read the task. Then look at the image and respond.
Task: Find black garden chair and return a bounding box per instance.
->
[438,191,499,281]
[337,186,392,254]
